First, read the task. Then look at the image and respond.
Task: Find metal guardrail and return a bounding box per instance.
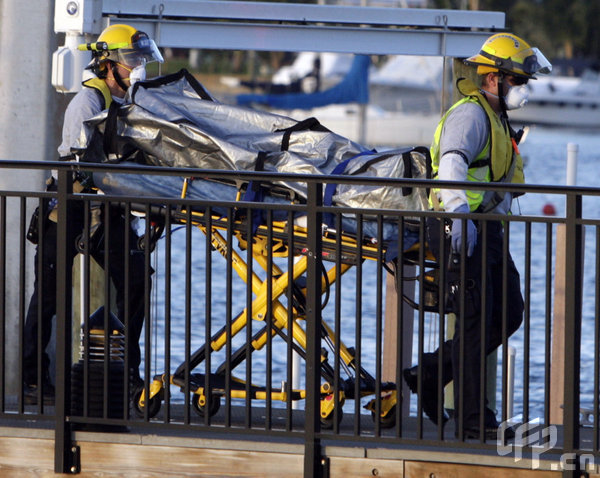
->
[0,160,598,478]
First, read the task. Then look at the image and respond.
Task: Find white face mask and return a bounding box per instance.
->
[128,65,147,86]
[504,84,529,110]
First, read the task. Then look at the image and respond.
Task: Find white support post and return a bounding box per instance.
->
[506,345,516,421]
[566,143,579,187]
[292,348,302,410]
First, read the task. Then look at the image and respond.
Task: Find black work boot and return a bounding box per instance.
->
[459,407,516,441]
[403,365,448,426]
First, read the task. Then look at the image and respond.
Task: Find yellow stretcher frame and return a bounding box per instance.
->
[133,178,411,428]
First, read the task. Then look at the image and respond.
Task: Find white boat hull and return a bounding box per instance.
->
[509,100,600,129]
[275,104,439,148]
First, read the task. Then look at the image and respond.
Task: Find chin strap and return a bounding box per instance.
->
[497,73,510,123]
[496,73,526,145]
[110,61,129,93]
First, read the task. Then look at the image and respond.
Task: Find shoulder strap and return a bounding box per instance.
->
[412,146,432,180]
[102,100,121,159]
[130,68,214,102]
[82,77,112,110]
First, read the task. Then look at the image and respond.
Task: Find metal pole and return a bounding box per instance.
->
[562,192,582,478]
[304,181,323,478]
[440,15,449,116]
[292,256,303,409]
[54,169,78,473]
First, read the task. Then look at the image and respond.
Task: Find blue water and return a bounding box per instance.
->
[143,126,600,420]
[510,127,600,420]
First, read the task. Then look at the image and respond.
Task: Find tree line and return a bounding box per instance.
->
[433,0,600,66]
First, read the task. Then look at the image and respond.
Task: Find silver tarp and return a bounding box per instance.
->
[79,70,430,219]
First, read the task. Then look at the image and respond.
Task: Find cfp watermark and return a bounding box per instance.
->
[497,417,595,471]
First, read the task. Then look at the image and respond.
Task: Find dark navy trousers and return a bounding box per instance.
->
[23,206,147,385]
[420,219,524,429]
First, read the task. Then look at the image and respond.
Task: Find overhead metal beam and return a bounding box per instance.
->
[52,0,505,92]
[100,0,505,57]
[124,19,495,57]
[102,0,504,30]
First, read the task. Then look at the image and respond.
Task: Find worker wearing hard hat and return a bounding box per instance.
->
[58,24,164,158]
[403,33,552,439]
[22,24,163,406]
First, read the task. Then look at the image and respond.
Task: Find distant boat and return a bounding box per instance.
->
[369,58,600,131]
[272,102,439,148]
[232,53,442,147]
[509,71,600,129]
[232,53,600,147]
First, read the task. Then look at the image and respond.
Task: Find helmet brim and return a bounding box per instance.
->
[465,46,552,79]
[464,32,552,79]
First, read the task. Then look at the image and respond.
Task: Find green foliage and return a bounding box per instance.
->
[434,0,600,61]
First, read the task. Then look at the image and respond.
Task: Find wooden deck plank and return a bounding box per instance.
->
[0,436,305,477]
[329,456,403,477]
[78,441,304,477]
[0,437,56,476]
[404,461,562,478]
[4,434,600,477]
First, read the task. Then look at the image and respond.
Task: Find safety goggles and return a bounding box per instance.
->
[507,76,529,86]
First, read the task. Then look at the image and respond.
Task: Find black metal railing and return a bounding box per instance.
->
[1,160,598,478]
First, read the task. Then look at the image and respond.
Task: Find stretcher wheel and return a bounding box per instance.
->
[192,393,221,418]
[371,404,397,429]
[320,408,343,430]
[132,387,162,418]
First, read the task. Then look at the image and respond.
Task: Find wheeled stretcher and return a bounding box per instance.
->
[130,178,438,428]
[77,69,438,427]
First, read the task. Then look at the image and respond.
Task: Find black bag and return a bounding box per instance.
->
[425,216,451,263]
[26,206,42,245]
[26,178,57,245]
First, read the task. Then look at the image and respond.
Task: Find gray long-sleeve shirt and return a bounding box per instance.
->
[437,100,513,214]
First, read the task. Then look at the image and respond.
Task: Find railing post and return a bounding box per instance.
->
[55,169,78,473]
[304,181,324,478]
[562,191,582,478]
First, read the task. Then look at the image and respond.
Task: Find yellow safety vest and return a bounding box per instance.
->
[82,77,113,110]
[430,78,525,212]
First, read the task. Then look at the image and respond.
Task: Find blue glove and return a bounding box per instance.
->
[451,204,477,256]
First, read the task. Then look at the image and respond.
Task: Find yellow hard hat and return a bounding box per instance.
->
[465,33,552,79]
[79,24,164,67]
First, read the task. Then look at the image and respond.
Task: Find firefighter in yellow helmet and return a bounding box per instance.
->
[22,25,162,405]
[464,33,551,114]
[80,24,164,105]
[403,33,551,439]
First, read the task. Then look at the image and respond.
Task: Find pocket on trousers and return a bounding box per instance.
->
[446,277,481,318]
